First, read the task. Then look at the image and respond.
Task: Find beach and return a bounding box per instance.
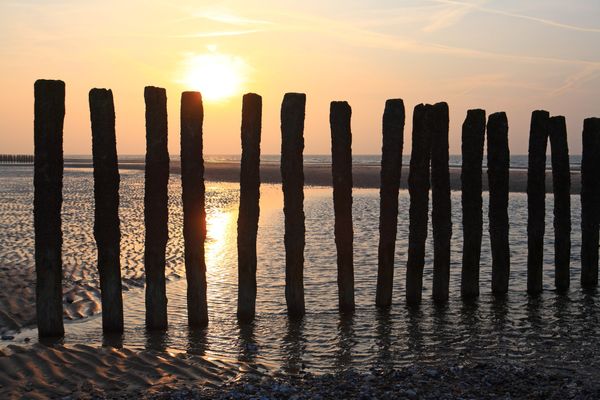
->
[1,165,598,399]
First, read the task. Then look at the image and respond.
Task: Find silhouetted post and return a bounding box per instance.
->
[406,104,431,305]
[549,116,571,292]
[281,93,306,318]
[330,101,355,313]
[34,79,65,338]
[487,112,510,294]
[237,93,262,322]
[431,102,452,303]
[581,118,600,288]
[460,109,486,298]
[376,99,405,308]
[527,110,549,295]
[180,91,208,328]
[89,88,124,333]
[144,86,169,330]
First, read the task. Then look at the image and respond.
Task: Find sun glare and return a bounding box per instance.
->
[181,51,248,102]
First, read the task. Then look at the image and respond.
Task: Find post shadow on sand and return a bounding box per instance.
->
[238,320,259,364]
[375,308,393,369]
[102,332,124,349]
[145,328,169,352]
[334,313,356,371]
[281,318,307,374]
[186,327,208,357]
[405,306,425,360]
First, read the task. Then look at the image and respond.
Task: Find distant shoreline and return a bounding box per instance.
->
[59,160,581,194]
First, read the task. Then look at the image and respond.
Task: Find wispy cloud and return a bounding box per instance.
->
[268,10,600,68]
[422,0,484,32]
[550,65,600,96]
[198,11,273,27]
[432,0,600,33]
[170,30,262,38]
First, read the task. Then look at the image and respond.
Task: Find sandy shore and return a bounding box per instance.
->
[0,345,597,399]
[64,160,582,194]
[0,343,248,399]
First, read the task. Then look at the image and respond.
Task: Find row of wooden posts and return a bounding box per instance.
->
[0,154,33,164]
[33,79,600,338]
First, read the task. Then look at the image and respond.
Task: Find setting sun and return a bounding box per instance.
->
[180,51,248,102]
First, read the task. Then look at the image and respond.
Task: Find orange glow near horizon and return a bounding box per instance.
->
[179,49,249,102]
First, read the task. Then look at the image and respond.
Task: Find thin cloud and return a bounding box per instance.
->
[422,1,484,32]
[269,10,600,68]
[199,11,273,27]
[433,0,600,33]
[171,29,262,38]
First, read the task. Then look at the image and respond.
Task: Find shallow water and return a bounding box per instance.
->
[0,165,598,376]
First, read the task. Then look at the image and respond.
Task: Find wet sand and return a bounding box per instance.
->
[0,343,249,399]
[63,160,582,194]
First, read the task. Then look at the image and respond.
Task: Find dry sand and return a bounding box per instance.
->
[64,160,583,194]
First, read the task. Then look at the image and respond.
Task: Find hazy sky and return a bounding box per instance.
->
[0,0,598,155]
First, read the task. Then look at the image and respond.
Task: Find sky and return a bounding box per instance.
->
[0,0,598,156]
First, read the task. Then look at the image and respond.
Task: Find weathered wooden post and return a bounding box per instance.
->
[487,112,510,294]
[34,79,65,338]
[180,91,208,328]
[581,117,600,288]
[376,99,405,308]
[406,104,431,305]
[237,93,262,322]
[460,109,486,298]
[527,110,549,295]
[431,102,452,303]
[281,93,306,318]
[144,86,169,330]
[89,88,124,333]
[330,101,355,313]
[549,116,571,292]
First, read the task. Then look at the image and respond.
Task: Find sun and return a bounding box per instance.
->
[180,51,248,102]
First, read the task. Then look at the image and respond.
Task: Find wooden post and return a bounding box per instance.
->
[549,116,571,292]
[376,99,405,308]
[487,112,510,294]
[144,86,169,330]
[460,109,486,298]
[237,93,262,322]
[180,91,208,328]
[430,102,452,303]
[527,110,549,295]
[280,93,306,318]
[581,118,600,288]
[330,101,355,313]
[406,104,432,305]
[34,79,65,338]
[89,88,124,333]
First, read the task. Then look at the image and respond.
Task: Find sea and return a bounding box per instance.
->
[63,154,584,171]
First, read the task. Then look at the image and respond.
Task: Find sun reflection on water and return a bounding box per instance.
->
[205,208,238,271]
